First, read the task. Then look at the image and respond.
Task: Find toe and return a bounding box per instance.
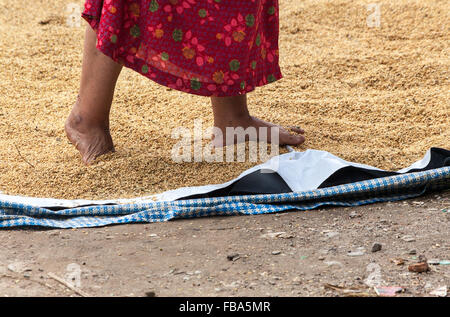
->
[82,149,97,166]
[280,132,305,145]
[288,126,305,134]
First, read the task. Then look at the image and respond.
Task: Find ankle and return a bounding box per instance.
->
[67,110,109,132]
[211,94,252,125]
[214,113,252,129]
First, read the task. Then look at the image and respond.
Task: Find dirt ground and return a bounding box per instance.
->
[0,192,448,297]
[0,0,449,297]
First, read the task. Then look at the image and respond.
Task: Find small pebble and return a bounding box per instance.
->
[371,242,382,253]
[401,235,416,242]
[408,261,429,273]
[271,251,281,255]
[226,254,240,261]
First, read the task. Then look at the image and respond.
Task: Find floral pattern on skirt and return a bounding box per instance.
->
[82,0,282,96]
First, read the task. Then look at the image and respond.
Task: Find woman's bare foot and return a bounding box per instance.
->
[66,26,122,165]
[211,95,305,147]
[65,99,115,165]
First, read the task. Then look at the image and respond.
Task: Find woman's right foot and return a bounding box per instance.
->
[210,95,305,147]
[212,115,305,147]
[65,102,115,165]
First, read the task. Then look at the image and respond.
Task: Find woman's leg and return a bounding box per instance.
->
[211,95,305,146]
[65,26,123,165]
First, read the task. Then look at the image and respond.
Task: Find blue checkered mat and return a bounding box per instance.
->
[1,166,448,228]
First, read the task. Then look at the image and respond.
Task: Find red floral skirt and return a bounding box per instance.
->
[82,0,282,96]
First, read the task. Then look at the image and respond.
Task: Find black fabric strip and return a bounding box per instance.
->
[176,170,292,200]
[319,147,450,188]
